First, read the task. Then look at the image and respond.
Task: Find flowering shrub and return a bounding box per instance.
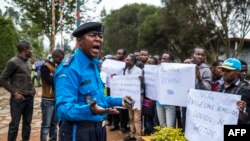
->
[151,126,187,141]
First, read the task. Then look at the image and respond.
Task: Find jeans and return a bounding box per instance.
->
[8,96,34,141]
[156,105,176,127]
[40,99,58,141]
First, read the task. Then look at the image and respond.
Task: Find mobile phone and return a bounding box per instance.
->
[124,97,135,109]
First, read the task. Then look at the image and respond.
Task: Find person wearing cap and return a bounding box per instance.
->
[54,22,133,141]
[0,40,35,141]
[217,58,250,124]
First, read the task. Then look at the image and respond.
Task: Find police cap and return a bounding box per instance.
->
[72,22,104,37]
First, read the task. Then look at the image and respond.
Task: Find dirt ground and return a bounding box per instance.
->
[0,87,126,141]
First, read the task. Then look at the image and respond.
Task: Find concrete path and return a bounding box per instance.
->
[0,87,126,141]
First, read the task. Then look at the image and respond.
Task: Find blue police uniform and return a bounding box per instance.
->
[55,48,122,141]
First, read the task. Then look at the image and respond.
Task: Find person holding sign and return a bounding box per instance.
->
[217,58,250,124]
[54,22,133,141]
[156,52,177,128]
[191,47,212,90]
[123,54,143,141]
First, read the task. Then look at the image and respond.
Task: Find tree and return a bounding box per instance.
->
[191,0,250,57]
[103,4,159,55]
[138,12,166,55]
[9,0,102,51]
[3,6,20,25]
[0,16,18,73]
[160,0,250,61]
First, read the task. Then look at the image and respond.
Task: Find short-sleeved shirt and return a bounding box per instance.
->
[54,48,122,122]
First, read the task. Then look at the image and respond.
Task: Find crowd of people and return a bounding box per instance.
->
[102,47,250,141]
[0,21,249,141]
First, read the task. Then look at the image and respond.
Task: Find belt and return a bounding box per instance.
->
[65,120,103,128]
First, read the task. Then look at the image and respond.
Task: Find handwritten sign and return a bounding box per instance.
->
[158,63,196,106]
[110,75,141,110]
[101,59,125,75]
[185,89,241,141]
[144,65,159,100]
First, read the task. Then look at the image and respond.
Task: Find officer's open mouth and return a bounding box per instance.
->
[93,45,100,50]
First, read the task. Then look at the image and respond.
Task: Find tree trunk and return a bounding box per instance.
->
[51,0,56,51]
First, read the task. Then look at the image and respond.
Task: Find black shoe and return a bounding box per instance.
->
[109,126,119,131]
[121,127,129,133]
[123,136,136,141]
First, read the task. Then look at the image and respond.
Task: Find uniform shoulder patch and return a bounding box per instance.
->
[63,54,74,66]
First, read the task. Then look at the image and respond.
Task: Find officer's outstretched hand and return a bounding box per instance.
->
[90,100,119,115]
[122,96,135,109]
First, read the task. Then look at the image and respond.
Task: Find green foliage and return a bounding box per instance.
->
[151,126,187,141]
[138,12,165,54]
[0,16,18,73]
[103,4,159,55]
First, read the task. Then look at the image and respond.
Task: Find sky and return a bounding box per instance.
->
[0,0,162,49]
[1,0,250,49]
[98,0,161,13]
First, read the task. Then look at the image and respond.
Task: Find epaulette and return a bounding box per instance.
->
[63,54,74,66]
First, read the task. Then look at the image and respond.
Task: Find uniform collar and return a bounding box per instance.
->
[75,48,100,70]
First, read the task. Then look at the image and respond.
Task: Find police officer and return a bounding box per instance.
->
[54,22,133,141]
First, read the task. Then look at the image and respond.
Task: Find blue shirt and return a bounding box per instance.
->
[54,48,122,122]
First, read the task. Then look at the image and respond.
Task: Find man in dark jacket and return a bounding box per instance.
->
[0,40,35,141]
[217,58,250,124]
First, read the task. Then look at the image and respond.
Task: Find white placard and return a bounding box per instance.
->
[101,59,125,75]
[110,75,141,110]
[158,63,196,106]
[144,65,159,100]
[185,89,241,141]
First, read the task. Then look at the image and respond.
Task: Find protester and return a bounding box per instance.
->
[211,60,224,91]
[54,22,133,141]
[180,57,193,132]
[239,59,250,85]
[156,52,177,128]
[40,49,65,141]
[217,58,250,124]
[142,56,159,135]
[0,40,35,141]
[109,48,130,133]
[153,54,161,65]
[123,54,143,141]
[136,49,149,69]
[191,47,212,90]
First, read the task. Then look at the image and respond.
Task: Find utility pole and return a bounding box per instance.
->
[59,0,64,50]
[76,0,81,28]
[51,0,56,51]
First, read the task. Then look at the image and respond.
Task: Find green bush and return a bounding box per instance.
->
[0,16,18,73]
[151,126,187,141]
